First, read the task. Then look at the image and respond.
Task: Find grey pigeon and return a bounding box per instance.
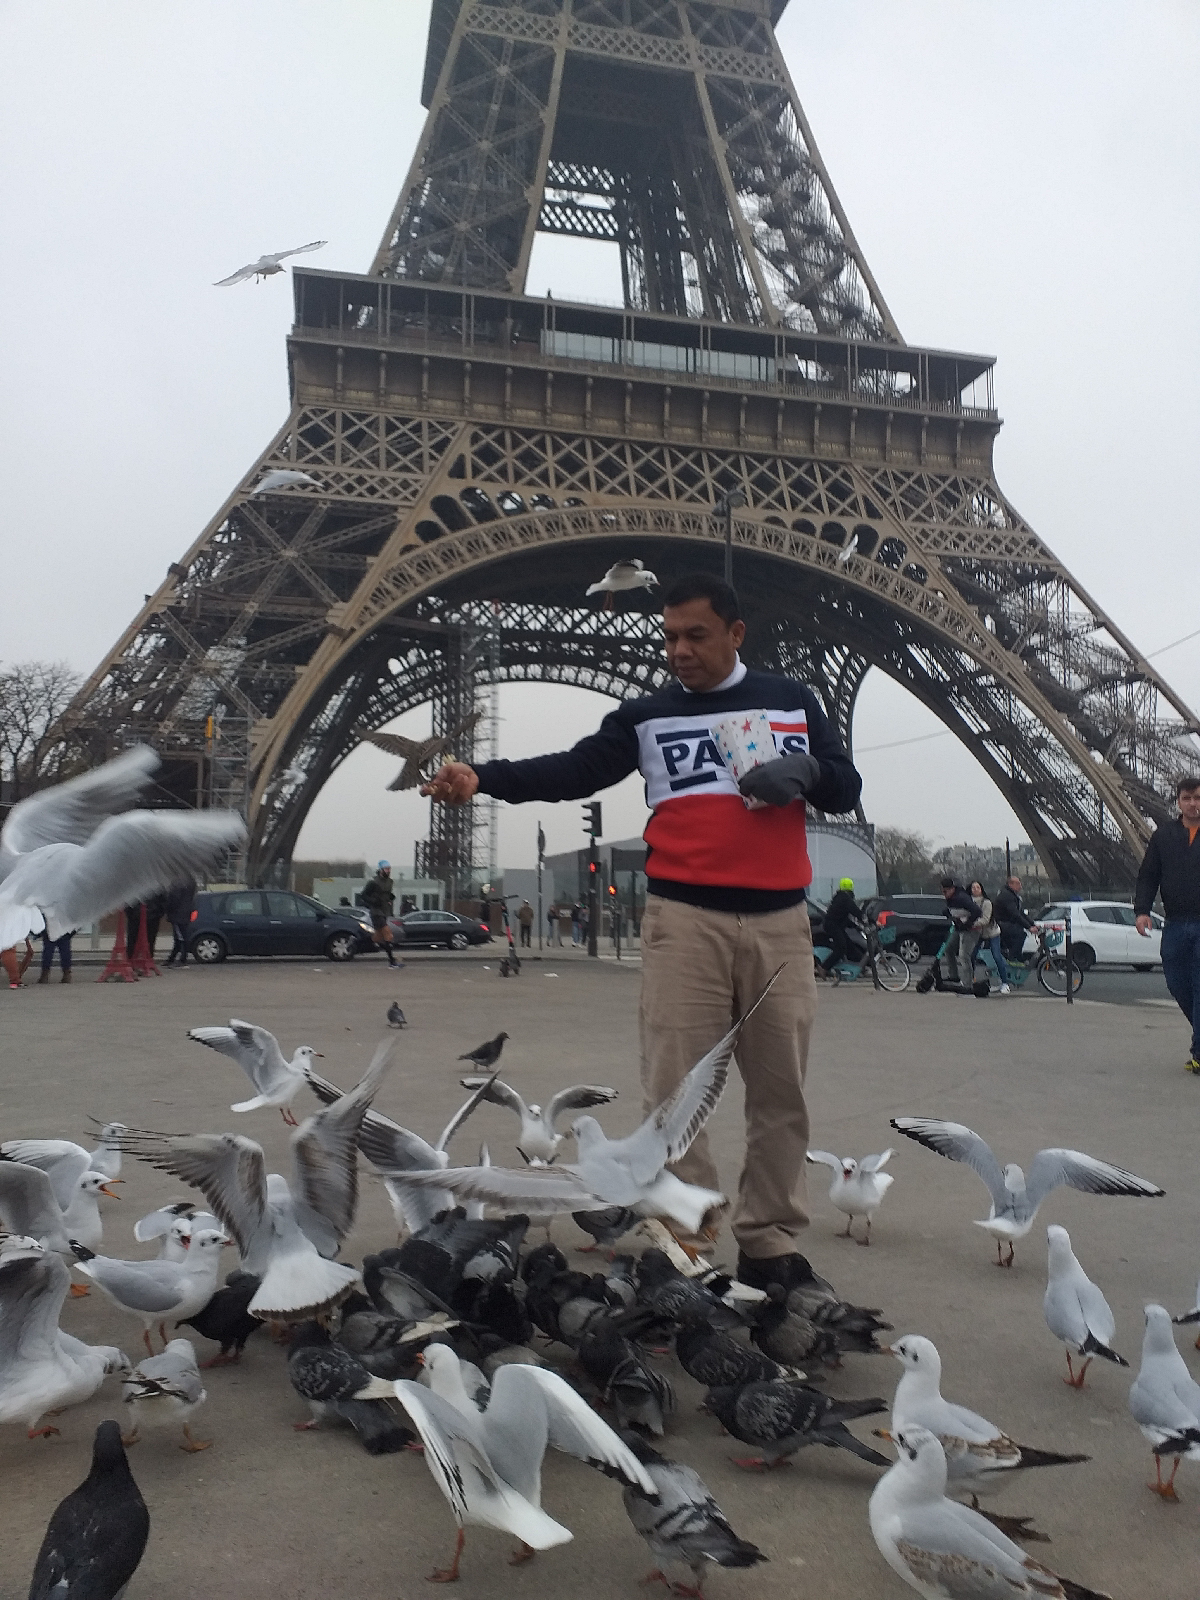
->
[387,1001,407,1028]
[288,1321,413,1454]
[675,1325,785,1390]
[457,1032,509,1070]
[621,1431,766,1594]
[702,1378,888,1469]
[27,1421,149,1600]
[574,1206,638,1256]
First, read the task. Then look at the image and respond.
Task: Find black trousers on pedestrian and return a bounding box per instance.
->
[519,925,531,946]
[41,932,72,972]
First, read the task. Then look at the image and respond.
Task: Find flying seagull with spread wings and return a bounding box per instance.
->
[214,241,327,285]
[360,711,483,791]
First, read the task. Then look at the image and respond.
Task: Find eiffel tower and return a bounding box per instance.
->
[66,0,1199,894]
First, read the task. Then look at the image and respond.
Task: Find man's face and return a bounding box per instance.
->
[941,885,954,900]
[1179,786,1200,826]
[1007,876,1021,892]
[662,599,746,692]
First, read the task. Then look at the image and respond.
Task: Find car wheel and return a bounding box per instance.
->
[898,937,922,963]
[190,933,226,964]
[447,932,469,951]
[324,932,357,962]
[1069,942,1096,972]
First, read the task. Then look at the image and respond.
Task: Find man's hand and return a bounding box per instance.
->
[737,752,821,808]
[1135,914,1153,938]
[421,762,480,804]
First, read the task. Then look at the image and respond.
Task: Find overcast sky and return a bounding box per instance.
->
[2,2,1197,872]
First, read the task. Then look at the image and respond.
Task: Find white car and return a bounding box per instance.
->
[1032,901,1163,972]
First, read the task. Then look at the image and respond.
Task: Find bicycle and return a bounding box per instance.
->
[976,923,1082,997]
[814,918,910,992]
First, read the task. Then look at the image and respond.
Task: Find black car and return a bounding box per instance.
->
[189,890,370,963]
[866,894,950,962]
[387,910,492,951]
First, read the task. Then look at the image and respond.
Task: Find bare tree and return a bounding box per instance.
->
[0,660,82,804]
[875,827,939,894]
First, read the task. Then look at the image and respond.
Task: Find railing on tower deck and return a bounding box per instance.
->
[290,269,998,419]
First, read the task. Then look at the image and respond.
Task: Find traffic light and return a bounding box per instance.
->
[607,883,616,898]
[582,801,602,837]
[588,859,599,880]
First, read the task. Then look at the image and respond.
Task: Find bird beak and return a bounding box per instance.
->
[888,1344,901,1356]
[314,1052,325,1058]
[873,1429,893,1442]
[99,1183,123,1199]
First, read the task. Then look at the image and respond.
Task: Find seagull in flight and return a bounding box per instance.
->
[458,1075,618,1164]
[806,1148,894,1244]
[252,469,322,494]
[586,559,658,610]
[214,240,327,285]
[188,1019,322,1125]
[891,1117,1164,1266]
[360,711,482,791]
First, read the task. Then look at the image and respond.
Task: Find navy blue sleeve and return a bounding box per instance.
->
[473,707,640,804]
[799,687,862,816]
[1133,831,1162,917]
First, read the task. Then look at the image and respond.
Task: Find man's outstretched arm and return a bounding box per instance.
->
[423,709,639,805]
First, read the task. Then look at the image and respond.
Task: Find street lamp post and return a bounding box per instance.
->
[716,490,746,586]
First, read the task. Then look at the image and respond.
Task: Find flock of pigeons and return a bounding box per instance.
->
[4,984,1199,1600]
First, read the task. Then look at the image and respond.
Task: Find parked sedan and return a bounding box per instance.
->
[866,895,951,962]
[1033,901,1163,972]
[388,910,492,951]
[189,890,370,963]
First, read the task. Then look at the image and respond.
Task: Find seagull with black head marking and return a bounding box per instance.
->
[397,969,783,1236]
[459,1074,618,1164]
[890,1116,1164,1266]
[189,1018,323,1125]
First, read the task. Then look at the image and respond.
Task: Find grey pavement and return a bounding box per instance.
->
[0,953,1196,1599]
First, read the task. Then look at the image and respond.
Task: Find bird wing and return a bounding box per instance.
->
[395,1164,602,1213]
[133,1202,194,1242]
[121,1133,268,1263]
[290,1040,393,1245]
[362,730,424,760]
[889,1119,1008,1209]
[585,581,607,596]
[1075,1278,1117,1347]
[458,1074,526,1120]
[189,1020,290,1096]
[0,1140,92,1213]
[1025,1149,1165,1210]
[0,1161,68,1245]
[437,1074,504,1152]
[0,1243,69,1370]
[2,810,245,938]
[806,1150,843,1173]
[892,1504,1053,1598]
[0,746,157,855]
[305,1064,443,1170]
[617,966,784,1185]
[860,1149,895,1173]
[83,1257,188,1313]
[213,262,259,285]
[126,1346,204,1404]
[487,1364,657,1494]
[265,240,327,265]
[546,1085,619,1128]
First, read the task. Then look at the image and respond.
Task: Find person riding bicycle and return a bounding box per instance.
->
[818,878,865,977]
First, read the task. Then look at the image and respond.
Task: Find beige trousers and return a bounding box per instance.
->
[638,895,817,1259]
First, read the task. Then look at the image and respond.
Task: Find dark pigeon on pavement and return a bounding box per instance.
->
[675,1323,786,1390]
[28,1421,150,1600]
[387,1001,407,1029]
[177,1269,263,1367]
[456,1031,508,1069]
[288,1322,414,1454]
[702,1378,888,1469]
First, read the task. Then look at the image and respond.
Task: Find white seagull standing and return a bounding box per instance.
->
[0,1237,130,1440]
[1042,1224,1127,1388]
[1128,1303,1200,1501]
[188,1019,323,1125]
[213,240,327,285]
[458,1075,619,1164]
[121,1337,210,1453]
[304,1065,498,1234]
[889,1334,1089,1533]
[586,559,659,609]
[122,1043,394,1321]
[890,1117,1164,1266]
[807,1147,894,1244]
[74,1230,228,1357]
[397,968,782,1236]
[394,1342,657,1581]
[1,1141,122,1255]
[0,747,246,953]
[869,1426,1112,1600]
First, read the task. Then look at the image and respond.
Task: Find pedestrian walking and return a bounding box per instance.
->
[969,880,1010,993]
[546,903,560,945]
[125,893,166,960]
[360,861,400,967]
[571,902,583,946]
[994,874,1036,961]
[517,899,534,948]
[38,928,74,983]
[421,571,861,1283]
[164,879,197,966]
[1134,775,1200,1073]
[2,937,34,990]
[940,877,982,990]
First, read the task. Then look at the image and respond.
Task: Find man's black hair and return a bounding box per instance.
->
[1176,775,1200,799]
[940,876,956,889]
[662,573,741,626]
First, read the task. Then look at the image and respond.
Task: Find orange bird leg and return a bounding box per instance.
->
[281,1107,299,1126]
[142,1328,156,1357]
[508,1542,536,1566]
[639,1573,672,1591]
[1063,1351,1091,1389]
[1148,1455,1181,1501]
[427,1528,465,1583]
[27,1425,60,1440]
[68,1282,91,1298]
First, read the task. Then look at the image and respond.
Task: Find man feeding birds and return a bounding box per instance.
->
[423,573,861,1288]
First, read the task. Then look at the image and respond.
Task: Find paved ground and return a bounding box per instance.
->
[1,950,1197,1599]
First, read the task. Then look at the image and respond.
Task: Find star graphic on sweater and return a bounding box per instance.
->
[741,718,753,732]
[746,740,757,751]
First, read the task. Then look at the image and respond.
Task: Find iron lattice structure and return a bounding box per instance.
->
[66,0,1200,892]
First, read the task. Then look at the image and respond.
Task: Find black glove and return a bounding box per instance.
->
[737,751,821,807]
